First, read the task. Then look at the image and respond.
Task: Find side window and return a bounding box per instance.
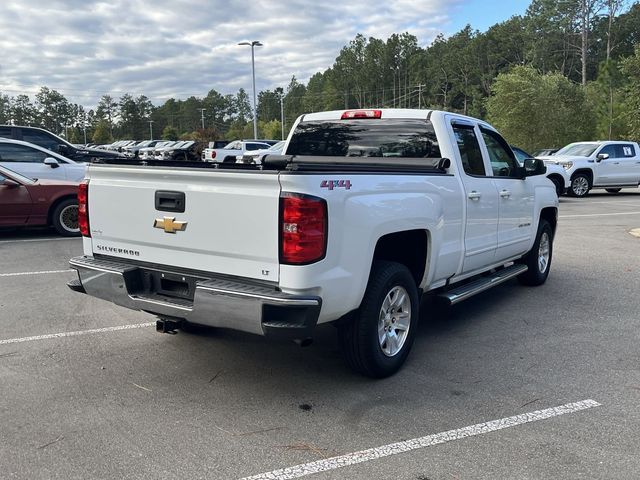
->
[246,143,268,151]
[480,128,519,177]
[21,130,61,151]
[598,144,618,158]
[0,127,12,138]
[452,124,486,176]
[0,144,50,163]
[617,144,636,157]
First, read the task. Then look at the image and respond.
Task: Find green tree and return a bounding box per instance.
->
[486,65,596,151]
[586,59,629,139]
[69,128,82,144]
[35,87,70,134]
[283,76,307,127]
[0,93,11,123]
[95,95,117,135]
[621,46,640,139]
[92,119,113,144]
[161,125,179,140]
[259,119,283,140]
[11,95,37,125]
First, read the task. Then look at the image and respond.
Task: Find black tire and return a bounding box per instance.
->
[605,188,622,194]
[517,219,553,286]
[51,198,80,237]
[569,173,591,197]
[548,175,564,197]
[339,261,419,378]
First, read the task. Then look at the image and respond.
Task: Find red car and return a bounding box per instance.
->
[0,164,79,236]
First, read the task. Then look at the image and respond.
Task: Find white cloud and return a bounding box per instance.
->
[0,0,463,107]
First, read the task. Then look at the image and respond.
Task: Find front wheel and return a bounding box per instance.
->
[339,261,419,378]
[569,174,591,197]
[518,219,553,286]
[548,175,564,197]
[51,199,80,237]
[605,188,622,194]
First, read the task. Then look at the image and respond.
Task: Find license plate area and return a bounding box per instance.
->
[141,269,197,301]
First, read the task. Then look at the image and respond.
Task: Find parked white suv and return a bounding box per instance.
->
[539,141,640,197]
[202,140,276,163]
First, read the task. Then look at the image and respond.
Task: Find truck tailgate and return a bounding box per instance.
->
[86,165,281,282]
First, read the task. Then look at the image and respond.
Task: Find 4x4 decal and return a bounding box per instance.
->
[321,180,352,190]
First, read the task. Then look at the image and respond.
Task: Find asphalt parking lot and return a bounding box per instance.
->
[1,191,639,480]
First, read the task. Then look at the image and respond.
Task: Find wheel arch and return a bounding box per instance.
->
[370,229,430,291]
[571,168,593,185]
[539,206,558,236]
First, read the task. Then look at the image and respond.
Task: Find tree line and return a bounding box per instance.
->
[0,0,638,150]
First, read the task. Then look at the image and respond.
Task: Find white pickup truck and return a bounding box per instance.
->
[68,109,558,377]
[539,140,640,197]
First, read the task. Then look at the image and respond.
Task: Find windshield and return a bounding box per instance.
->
[555,143,598,157]
[268,141,285,151]
[286,118,441,159]
[0,164,36,184]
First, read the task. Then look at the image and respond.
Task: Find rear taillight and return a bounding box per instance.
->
[280,193,327,265]
[341,109,382,119]
[211,151,216,159]
[78,180,90,237]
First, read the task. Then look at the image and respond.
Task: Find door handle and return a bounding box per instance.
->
[612,162,620,165]
[467,191,481,200]
[155,190,186,213]
[500,189,511,198]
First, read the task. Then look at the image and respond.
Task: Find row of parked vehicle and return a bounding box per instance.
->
[1,120,640,240]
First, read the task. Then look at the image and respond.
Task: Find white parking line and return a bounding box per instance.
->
[0,322,156,345]
[0,237,79,244]
[560,211,640,218]
[0,269,74,277]
[239,399,601,480]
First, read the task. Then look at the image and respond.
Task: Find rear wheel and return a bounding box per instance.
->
[339,261,419,378]
[569,173,591,197]
[51,199,80,237]
[605,188,622,194]
[518,219,553,286]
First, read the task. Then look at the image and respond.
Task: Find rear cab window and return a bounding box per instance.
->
[451,123,486,176]
[286,118,441,165]
[618,144,636,157]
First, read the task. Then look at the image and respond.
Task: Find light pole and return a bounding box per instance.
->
[83,113,87,145]
[280,94,285,140]
[238,40,262,139]
[148,120,154,140]
[198,108,206,129]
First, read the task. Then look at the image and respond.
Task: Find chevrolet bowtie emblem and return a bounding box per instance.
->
[153,216,188,234]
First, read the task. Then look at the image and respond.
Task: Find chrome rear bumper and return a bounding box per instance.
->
[68,256,321,339]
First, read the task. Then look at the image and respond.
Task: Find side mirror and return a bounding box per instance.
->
[596,153,609,162]
[524,158,546,177]
[58,144,70,155]
[44,157,60,168]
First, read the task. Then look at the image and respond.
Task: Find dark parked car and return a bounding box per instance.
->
[162,141,206,162]
[0,125,123,162]
[533,148,559,157]
[0,164,79,236]
[207,140,230,149]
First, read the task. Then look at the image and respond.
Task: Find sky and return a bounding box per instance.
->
[0,0,532,107]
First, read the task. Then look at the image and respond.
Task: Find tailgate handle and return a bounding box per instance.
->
[155,191,185,213]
